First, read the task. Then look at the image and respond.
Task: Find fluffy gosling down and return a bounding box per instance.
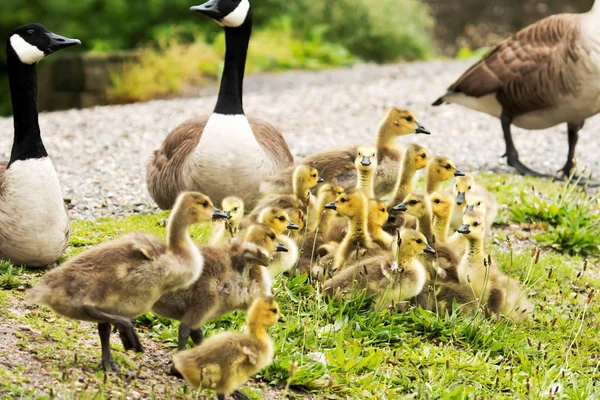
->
[173,297,284,400]
[25,192,228,371]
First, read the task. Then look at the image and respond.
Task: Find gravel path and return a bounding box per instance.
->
[1,59,599,219]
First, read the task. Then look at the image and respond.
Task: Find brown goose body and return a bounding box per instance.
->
[434,4,600,177]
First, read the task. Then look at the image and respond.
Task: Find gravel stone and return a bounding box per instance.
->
[1,60,598,219]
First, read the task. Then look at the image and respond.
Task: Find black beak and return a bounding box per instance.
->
[325,201,337,210]
[212,206,230,220]
[278,316,286,323]
[360,155,371,166]
[392,202,407,212]
[276,242,288,252]
[45,32,81,54]
[424,243,436,254]
[415,122,431,135]
[287,221,299,230]
[465,205,475,212]
[456,192,465,205]
[317,176,325,183]
[457,224,471,234]
[454,169,465,177]
[190,0,222,18]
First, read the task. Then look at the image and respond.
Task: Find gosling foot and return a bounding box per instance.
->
[231,390,250,400]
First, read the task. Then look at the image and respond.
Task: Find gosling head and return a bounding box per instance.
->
[257,207,298,234]
[382,108,430,137]
[368,199,388,229]
[190,0,251,28]
[465,194,485,213]
[355,146,378,173]
[293,164,323,194]
[317,184,345,206]
[8,24,81,65]
[324,189,367,219]
[399,229,435,256]
[173,192,229,225]
[243,223,288,266]
[221,196,244,226]
[455,173,475,206]
[392,193,428,218]
[456,211,485,239]
[404,144,430,171]
[427,156,464,185]
[247,296,285,327]
[430,191,454,220]
[289,208,306,232]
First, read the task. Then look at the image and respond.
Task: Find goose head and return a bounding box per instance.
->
[258,207,298,235]
[355,146,378,172]
[221,196,245,227]
[368,199,389,229]
[464,194,485,214]
[457,210,485,239]
[325,189,367,219]
[293,164,323,195]
[243,223,288,266]
[381,108,430,138]
[173,191,229,225]
[248,296,285,326]
[8,24,80,65]
[398,229,435,256]
[191,0,251,28]
[392,193,429,219]
[430,191,454,220]
[454,173,475,206]
[427,156,464,186]
[404,144,430,171]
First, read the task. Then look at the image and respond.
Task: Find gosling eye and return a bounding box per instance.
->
[372,153,376,158]
[434,199,440,204]
[468,186,472,190]
[421,153,426,158]
[445,164,451,170]
[405,116,413,122]
[409,200,418,205]
[416,238,422,244]
[278,216,285,221]
[340,198,347,203]
[202,200,209,207]
[233,207,238,211]
[270,308,278,314]
[358,153,362,157]
[473,222,480,227]
[312,174,317,178]
[477,202,482,206]
[268,233,276,240]
[380,208,385,212]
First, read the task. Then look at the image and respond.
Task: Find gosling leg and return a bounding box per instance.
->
[98,323,119,372]
[177,323,193,352]
[83,305,143,353]
[501,113,548,177]
[231,390,250,400]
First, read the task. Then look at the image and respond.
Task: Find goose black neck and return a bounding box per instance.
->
[214,15,252,115]
[6,47,46,167]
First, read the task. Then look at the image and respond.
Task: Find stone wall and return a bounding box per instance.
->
[424,0,594,55]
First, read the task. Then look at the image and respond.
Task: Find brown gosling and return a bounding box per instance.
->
[210,196,245,245]
[25,192,229,371]
[457,211,533,322]
[260,108,430,197]
[256,207,299,278]
[425,156,464,194]
[152,223,287,353]
[451,173,498,232]
[355,146,378,198]
[173,296,284,400]
[368,199,395,252]
[392,193,461,282]
[323,229,434,311]
[415,280,478,317]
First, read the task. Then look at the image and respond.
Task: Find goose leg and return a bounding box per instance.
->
[501,114,548,177]
[231,390,250,400]
[190,328,204,346]
[83,305,144,353]
[98,322,119,372]
[560,122,581,178]
[177,323,193,351]
[217,395,226,400]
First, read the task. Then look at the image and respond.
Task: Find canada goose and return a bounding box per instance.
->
[393,193,461,282]
[433,2,600,179]
[210,196,244,245]
[429,191,455,243]
[368,199,394,251]
[0,24,80,267]
[355,146,378,198]
[457,211,533,322]
[388,144,430,207]
[25,192,228,371]
[260,108,430,197]
[323,229,433,311]
[415,280,478,316]
[425,156,464,194]
[173,296,284,400]
[147,0,294,210]
[152,223,287,353]
[255,207,299,278]
[450,173,498,232]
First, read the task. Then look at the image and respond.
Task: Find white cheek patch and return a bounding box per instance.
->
[10,35,45,65]
[221,0,250,27]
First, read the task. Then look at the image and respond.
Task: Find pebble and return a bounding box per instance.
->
[1,60,599,220]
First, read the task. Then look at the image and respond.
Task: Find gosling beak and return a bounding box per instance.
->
[287,221,299,230]
[317,176,325,183]
[278,316,286,323]
[457,224,471,235]
[190,0,222,19]
[212,206,230,220]
[392,202,408,212]
[456,192,465,206]
[454,169,465,177]
[45,32,81,54]
[325,201,337,210]
[415,122,431,135]
[465,205,475,212]
[424,243,436,254]
[276,242,288,252]
[361,155,371,166]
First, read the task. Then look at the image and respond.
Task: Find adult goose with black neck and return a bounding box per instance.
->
[0,24,79,267]
[147,0,293,210]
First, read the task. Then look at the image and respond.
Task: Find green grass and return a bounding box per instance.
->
[1,174,599,398]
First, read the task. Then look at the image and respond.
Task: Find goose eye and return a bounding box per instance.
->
[26,30,35,36]
[270,308,278,314]
[405,116,413,122]
[421,153,426,158]
[468,186,472,190]
[445,164,451,169]
[202,201,208,207]
[477,202,481,206]
[473,222,480,227]
[233,207,238,211]
[312,174,317,178]
[409,200,418,205]
[434,199,440,204]
[380,208,385,212]
[340,198,346,203]
[416,239,422,244]
[269,233,276,240]
[278,216,285,221]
